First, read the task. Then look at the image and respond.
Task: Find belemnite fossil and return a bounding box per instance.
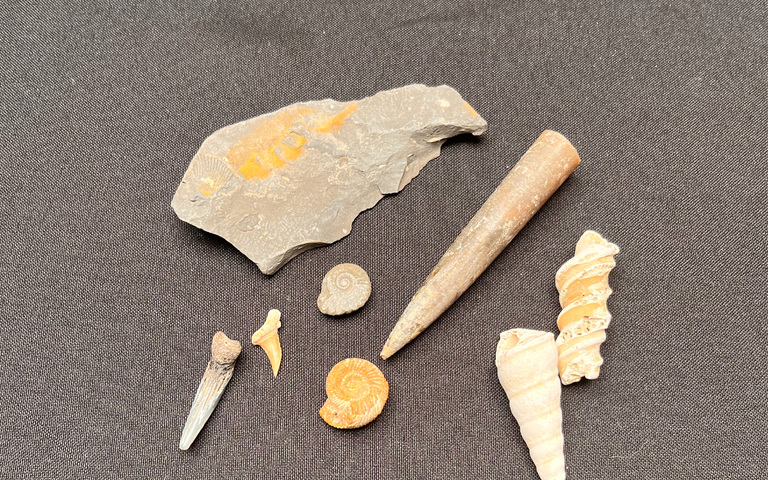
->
[381,130,581,359]
[172,84,487,274]
[317,263,371,316]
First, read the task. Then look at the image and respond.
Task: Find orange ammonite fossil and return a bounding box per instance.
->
[319,358,389,429]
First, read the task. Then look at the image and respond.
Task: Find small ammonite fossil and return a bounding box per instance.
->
[317,263,371,315]
[319,358,389,429]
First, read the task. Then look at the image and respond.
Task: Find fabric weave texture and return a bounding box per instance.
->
[1,1,766,478]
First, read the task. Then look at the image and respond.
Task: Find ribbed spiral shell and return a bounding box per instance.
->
[555,230,619,385]
[496,329,565,480]
[319,358,389,429]
[317,263,371,315]
[188,153,236,197]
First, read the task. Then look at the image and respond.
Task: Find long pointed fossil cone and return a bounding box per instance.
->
[381,130,580,359]
[496,329,565,480]
[556,230,619,385]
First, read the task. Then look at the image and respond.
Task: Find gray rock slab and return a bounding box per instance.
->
[172,84,488,274]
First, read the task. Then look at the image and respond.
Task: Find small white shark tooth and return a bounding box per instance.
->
[251,309,282,377]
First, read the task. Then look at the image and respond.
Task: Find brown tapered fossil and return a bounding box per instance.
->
[179,331,242,450]
[381,130,581,359]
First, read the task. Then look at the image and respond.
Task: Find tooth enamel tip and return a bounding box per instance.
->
[252,309,283,377]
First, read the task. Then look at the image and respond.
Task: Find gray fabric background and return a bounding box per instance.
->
[2,1,766,478]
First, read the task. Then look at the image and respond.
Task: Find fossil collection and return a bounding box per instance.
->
[175,85,620,479]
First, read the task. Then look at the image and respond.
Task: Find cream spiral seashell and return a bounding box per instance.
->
[496,329,565,480]
[317,263,371,315]
[555,230,620,385]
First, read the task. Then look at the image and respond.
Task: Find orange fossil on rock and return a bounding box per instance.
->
[225,103,359,182]
[319,358,389,429]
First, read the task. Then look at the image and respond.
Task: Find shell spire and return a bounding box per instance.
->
[555,230,620,385]
[496,329,565,480]
[252,309,282,377]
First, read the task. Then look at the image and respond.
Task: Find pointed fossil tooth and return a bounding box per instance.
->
[496,329,565,480]
[381,130,581,359]
[251,309,282,377]
[555,230,619,385]
[179,331,242,450]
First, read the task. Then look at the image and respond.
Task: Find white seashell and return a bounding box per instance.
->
[496,329,565,480]
[317,263,371,315]
[555,230,620,385]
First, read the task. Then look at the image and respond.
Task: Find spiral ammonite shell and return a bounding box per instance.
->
[319,358,389,429]
[317,263,371,315]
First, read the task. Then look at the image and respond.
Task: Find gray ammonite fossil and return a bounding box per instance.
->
[317,263,371,315]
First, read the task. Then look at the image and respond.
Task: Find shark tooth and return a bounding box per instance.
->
[179,331,242,450]
[251,309,282,377]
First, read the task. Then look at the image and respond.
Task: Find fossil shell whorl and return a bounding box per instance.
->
[555,230,620,385]
[317,263,371,315]
[496,329,565,480]
[319,358,389,429]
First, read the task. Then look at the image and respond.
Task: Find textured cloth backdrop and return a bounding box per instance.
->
[1,1,766,478]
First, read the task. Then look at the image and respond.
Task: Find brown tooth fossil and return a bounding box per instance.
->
[496,329,565,480]
[319,358,389,429]
[317,263,372,316]
[179,331,242,450]
[251,309,282,377]
[381,130,581,359]
[556,230,620,385]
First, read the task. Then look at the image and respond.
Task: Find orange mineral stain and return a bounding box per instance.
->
[312,103,358,134]
[238,157,271,181]
[226,103,359,182]
[463,101,479,117]
[197,182,215,197]
[227,106,313,181]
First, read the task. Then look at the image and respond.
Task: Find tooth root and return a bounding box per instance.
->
[252,309,283,377]
[179,332,241,451]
